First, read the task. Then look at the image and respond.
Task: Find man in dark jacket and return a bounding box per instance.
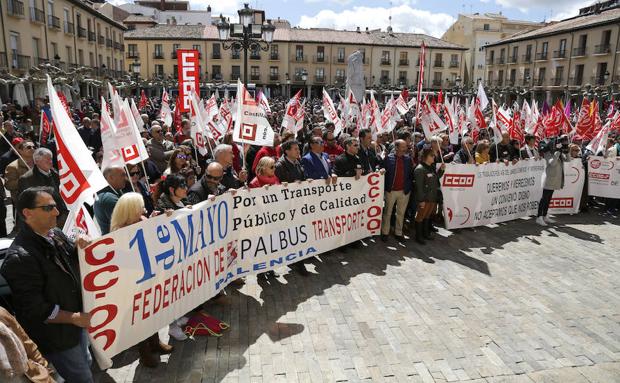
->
[453,137,475,164]
[212,143,247,190]
[0,186,93,383]
[301,136,332,180]
[358,128,380,174]
[18,147,69,227]
[275,140,306,183]
[333,137,363,179]
[381,140,413,242]
[187,162,227,204]
[94,166,127,235]
[490,131,519,162]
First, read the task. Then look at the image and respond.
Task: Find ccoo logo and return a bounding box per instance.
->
[443,174,475,187]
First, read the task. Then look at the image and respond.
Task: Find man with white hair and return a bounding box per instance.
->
[211,144,248,190]
[94,166,127,234]
[18,147,68,227]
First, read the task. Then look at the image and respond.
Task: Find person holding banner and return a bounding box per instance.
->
[211,144,247,190]
[250,157,281,189]
[453,137,475,164]
[414,147,445,246]
[94,166,128,235]
[536,136,567,226]
[520,134,540,160]
[381,139,413,242]
[187,162,226,204]
[475,141,491,164]
[1,187,94,383]
[301,136,333,181]
[109,193,174,367]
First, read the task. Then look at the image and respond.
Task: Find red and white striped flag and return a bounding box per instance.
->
[416,42,426,127]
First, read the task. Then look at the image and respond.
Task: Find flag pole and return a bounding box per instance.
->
[0,131,32,170]
[124,165,136,192]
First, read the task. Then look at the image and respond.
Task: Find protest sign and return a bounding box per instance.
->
[588,156,620,198]
[79,174,384,366]
[441,160,545,229]
[548,159,585,214]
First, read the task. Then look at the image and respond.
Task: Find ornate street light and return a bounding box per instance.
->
[216,3,276,86]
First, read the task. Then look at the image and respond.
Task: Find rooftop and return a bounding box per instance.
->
[487,4,620,46]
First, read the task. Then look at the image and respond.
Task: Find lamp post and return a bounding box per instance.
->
[301,69,308,98]
[132,59,141,95]
[216,3,275,88]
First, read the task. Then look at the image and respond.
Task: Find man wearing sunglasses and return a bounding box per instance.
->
[1,186,94,383]
[187,162,227,204]
[147,123,175,173]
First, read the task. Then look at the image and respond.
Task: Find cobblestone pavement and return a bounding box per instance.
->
[95,210,620,382]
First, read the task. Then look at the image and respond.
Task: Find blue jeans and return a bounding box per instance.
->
[45,329,94,383]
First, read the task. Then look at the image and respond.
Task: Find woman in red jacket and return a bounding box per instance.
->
[249,156,280,188]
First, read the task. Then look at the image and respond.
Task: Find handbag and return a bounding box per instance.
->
[183,312,230,337]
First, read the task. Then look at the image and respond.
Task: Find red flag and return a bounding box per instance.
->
[543,101,564,137]
[40,111,51,146]
[401,87,409,101]
[139,90,148,110]
[508,110,524,143]
[173,96,183,135]
[437,90,443,104]
[57,91,71,116]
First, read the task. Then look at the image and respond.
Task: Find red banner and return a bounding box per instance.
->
[177,49,200,113]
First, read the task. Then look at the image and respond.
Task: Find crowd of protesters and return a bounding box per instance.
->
[0,92,618,382]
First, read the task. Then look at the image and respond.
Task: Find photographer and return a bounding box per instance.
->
[536,135,568,226]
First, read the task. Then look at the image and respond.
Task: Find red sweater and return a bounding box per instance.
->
[249,175,280,188]
[252,146,278,173]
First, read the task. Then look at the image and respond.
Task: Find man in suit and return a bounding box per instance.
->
[520,134,540,159]
[301,136,334,181]
[275,140,306,183]
[358,128,380,174]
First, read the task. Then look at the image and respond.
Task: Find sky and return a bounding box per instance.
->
[108,0,598,37]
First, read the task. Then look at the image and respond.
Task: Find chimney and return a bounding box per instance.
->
[356,26,360,33]
[171,16,176,25]
[160,0,165,11]
[365,27,369,33]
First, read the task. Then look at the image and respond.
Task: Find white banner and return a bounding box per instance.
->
[79,174,384,365]
[441,160,545,229]
[588,156,620,198]
[548,159,585,214]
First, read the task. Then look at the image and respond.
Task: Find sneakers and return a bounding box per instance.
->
[536,216,547,226]
[544,216,556,224]
[169,323,188,341]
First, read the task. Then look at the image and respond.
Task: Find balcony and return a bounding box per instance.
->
[78,27,87,39]
[64,22,74,35]
[269,74,279,81]
[11,53,30,70]
[211,73,222,81]
[521,78,530,86]
[48,15,60,29]
[231,73,241,81]
[334,56,345,64]
[269,53,279,60]
[594,44,611,54]
[416,59,426,67]
[398,77,408,85]
[88,32,96,42]
[507,56,517,64]
[535,52,548,61]
[572,47,586,57]
[432,79,442,87]
[569,77,583,86]
[496,79,504,86]
[126,52,139,59]
[335,76,345,83]
[315,75,325,83]
[379,77,391,85]
[106,39,113,48]
[30,7,44,23]
[380,58,391,66]
[486,58,494,65]
[312,55,327,63]
[231,52,240,59]
[153,52,164,59]
[495,57,505,65]
[7,0,25,17]
[113,42,122,50]
[535,78,545,87]
[591,76,607,86]
[506,79,516,86]
[250,74,260,81]
[434,60,444,67]
[294,54,307,63]
[98,36,105,45]
[553,50,566,59]
[250,53,261,60]
[211,52,221,59]
[449,60,459,68]
[399,59,409,66]
[550,77,564,86]
[0,53,7,69]
[522,54,532,63]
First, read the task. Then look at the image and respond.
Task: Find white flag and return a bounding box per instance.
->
[160,89,173,127]
[395,94,410,116]
[444,97,459,145]
[281,90,302,133]
[233,79,274,146]
[257,90,272,115]
[586,121,611,155]
[63,205,101,241]
[130,98,145,132]
[477,82,489,111]
[322,88,343,136]
[420,97,447,139]
[100,98,126,170]
[189,90,209,155]
[121,99,149,164]
[47,76,108,208]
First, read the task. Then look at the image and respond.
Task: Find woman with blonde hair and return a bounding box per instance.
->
[110,193,173,367]
[249,156,280,188]
[475,140,491,164]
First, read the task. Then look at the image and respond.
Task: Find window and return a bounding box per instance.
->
[487,71,493,84]
[250,45,260,59]
[296,45,304,60]
[66,46,72,63]
[538,67,546,85]
[509,69,516,83]
[578,34,587,48]
[381,70,390,83]
[399,51,408,65]
[359,48,366,62]
[541,42,548,55]
[232,65,240,80]
[32,38,40,59]
[559,39,566,55]
[154,65,164,76]
[78,49,84,65]
[270,66,278,80]
[574,64,584,85]
[173,65,178,79]
[433,72,442,84]
[498,70,504,85]
[511,46,518,61]
[212,43,220,58]
[554,66,564,85]
[316,46,324,62]
[398,71,407,84]
[316,67,324,80]
[523,68,530,84]
[336,68,345,80]
[381,51,390,64]
[128,44,138,57]
[251,66,260,80]
[450,54,458,66]
[337,47,345,61]
[435,53,443,66]
[489,50,495,62]
[154,44,163,58]
[212,65,221,80]
[596,62,608,84]
[525,45,532,60]
[270,44,278,59]
[89,52,94,67]
[47,0,54,16]
[499,48,505,60]
[172,44,180,57]
[483,23,490,31]
[232,46,240,59]
[192,44,201,53]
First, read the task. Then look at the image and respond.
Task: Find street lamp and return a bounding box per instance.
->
[216,3,276,87]
[132,59,141,94]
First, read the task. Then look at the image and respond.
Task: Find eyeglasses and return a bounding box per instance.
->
[206,174,223,180]
[313,140,324,145]
[177,184,188,189]
[31,204,57,212]
[176,154,187,160]
[130,171,141,176]
[23,145,35,149]
[152,130,162,134]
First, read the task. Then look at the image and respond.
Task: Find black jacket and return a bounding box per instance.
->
[18,166,68,215]
[0,226,83,353]
[187,176,227,205]
[490,142,518,162]
[413,162,444,204]
[275,156,306,183]
[157,193,189,211]
[333,152,362,177]
[358,146,380,174]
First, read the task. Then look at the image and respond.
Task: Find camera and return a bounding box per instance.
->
[540,135,569,154]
